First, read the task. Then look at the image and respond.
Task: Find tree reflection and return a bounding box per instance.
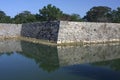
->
[21,41,59,72]
[0,40,120,72]
[0,52,13,56]
[92,59,120,71]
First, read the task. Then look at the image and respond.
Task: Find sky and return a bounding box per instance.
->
[0,0,120,18]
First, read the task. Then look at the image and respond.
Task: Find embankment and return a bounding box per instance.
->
[0,21,120,45]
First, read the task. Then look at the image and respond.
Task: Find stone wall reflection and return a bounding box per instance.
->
[58,43,120,66]
[21,41,59,72]
[0,40,120,71]
[0,40,59,72]
[0,40,22,53]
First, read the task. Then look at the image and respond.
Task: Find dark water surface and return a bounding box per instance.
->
[0,40,120,80]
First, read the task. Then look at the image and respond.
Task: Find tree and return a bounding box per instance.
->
[111,7,120,23]
[0,11,6,17]
[60,13,71,21]
[60,13,83,21]
[39,4,63,21]
[14,11,36,23]
[83,6,112,22]
[0,10,11,23]
[70,13,82,21]
[35,13,47,22]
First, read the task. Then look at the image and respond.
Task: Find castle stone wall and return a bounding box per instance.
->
[0,24,22,38]
[21,21,60,42]
[0,21,120,44]
[57,21,120,44]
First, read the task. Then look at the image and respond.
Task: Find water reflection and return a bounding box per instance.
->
[21,41,59,72]
[0,40,22,53]
[0,40,120,80]
[58,43,120,66]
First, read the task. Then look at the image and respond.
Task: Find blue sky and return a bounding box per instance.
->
[0,0,120,17]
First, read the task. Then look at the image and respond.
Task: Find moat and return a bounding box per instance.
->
[0,40,120,80]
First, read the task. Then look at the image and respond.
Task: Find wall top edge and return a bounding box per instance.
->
[0,21,119,25]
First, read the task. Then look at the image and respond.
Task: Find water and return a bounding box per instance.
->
[0,40,120,80]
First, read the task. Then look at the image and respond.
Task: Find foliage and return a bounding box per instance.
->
[13,11,36,23]
[39,4,63,21]
[70,13,83,21]
[0,10,11,23]
[83,6,112,22]
[111,7,120,23]
[60,13,71,21]
[60,13,83,21]
[0,5,120,23]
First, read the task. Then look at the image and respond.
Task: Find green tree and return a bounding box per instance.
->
[83,6,112,22]
[60,13,71,21]
[111,7,120,23]
[39,4,63,21]
[35,13,46,22]
[14,11,36,23]
[0,11,6,17]
[70,13,82,21]
[0,10,11,23]
[60,13,83,21]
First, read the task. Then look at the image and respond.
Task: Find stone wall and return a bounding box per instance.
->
[0,21,120,44]
[57,21,120,44]
[0,24,22,38]
[21,21,60,42]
